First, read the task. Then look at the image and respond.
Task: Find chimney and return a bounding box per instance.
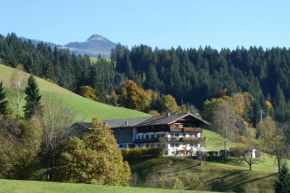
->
[125,121,129,126]
[167,111,170,117]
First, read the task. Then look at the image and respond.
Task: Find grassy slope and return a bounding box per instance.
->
[129,156,277,193]
[0,179,215,193]
[202,129,233,151]
[0,64,149,121]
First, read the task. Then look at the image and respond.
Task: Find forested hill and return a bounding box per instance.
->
[1,33,290,122]
[110,44,290,122]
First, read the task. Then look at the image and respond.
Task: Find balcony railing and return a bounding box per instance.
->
[170,127,182,132]
[183,127,203,133]
[168,137,206,142]
[134,138,158,143]
[169,127,203,133]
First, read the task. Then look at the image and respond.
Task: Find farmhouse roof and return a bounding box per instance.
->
[75,113,210,129]
[136,113,210,126]
[76,117,150,129]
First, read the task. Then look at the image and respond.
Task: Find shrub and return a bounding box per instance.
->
[182,175,210,191]
[121,147,164,159]
[143,172,183,189]
[147,147,164,157]
[158,175,184,189]
[130,148,143,158]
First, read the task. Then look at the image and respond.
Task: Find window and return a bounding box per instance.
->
[170,143,174,147]
[128,144,133,148]
[146,135,150,139]
[151,134,155,139]
[175,133,179,137]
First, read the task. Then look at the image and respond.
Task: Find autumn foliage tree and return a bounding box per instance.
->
[79,85,97,101]
[10,65,27,118]
[258,116,290,173]
[231,128,259,170]
[201,96,233,123]
[161,94,178,113]
[117,80,147,111]
[212,102,239,156]
[233,93,245,116]
[108,90,118,106]
[0,116,42,179]
[58,117,131,185]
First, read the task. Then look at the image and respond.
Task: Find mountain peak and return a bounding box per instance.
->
[63,34,116,58]
[87,34,106,42]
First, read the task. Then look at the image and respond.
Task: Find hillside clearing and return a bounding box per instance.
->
[0,64,149,121]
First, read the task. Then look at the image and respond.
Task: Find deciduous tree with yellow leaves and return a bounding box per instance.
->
[58,117,131,185]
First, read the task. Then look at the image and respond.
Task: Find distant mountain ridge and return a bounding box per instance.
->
[63,34,116,58]
[20,34,116,58]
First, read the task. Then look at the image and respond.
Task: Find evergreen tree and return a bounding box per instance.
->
[275,162,290,193]
[275,84,287,122]
[88,66,107,103]
[146,64,159,90]
[96,82,107,103]
[23,75,41,119]
[0,81,8,115]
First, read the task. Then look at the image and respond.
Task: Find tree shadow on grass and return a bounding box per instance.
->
[208,169,277,192]
[223,173,277,192]
[158,163,202,174]
[206,169,248,183]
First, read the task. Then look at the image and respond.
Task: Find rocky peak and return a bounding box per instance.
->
[87,34,106,42]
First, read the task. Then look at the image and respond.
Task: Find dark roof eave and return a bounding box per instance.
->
[167,113,211,126]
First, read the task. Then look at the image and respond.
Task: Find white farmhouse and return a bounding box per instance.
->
[72,113,210,156]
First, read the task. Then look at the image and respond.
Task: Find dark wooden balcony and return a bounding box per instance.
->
[170,127,182,132]
[169,127,203,133]
[168,137,206,142]
[134,138,158,143]
[183,127,203,133]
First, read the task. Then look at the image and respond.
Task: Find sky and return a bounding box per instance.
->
[1,0,290,50]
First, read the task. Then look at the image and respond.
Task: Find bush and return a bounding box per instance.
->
[121,147,164,159]
[182,174,210,191]
[146,147,165,157]
[143,172,184,189]
[158,175,184,189]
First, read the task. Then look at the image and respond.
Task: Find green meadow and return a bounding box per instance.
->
[0,64,149,121]
[129,155,278,193]
[0,179,215,193]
